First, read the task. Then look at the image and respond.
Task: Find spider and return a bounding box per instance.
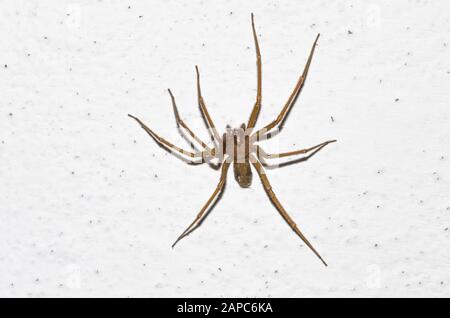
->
[128,14,336,266]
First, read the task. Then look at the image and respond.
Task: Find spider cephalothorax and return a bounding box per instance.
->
[128,14,336,266]
[221,123,253,188]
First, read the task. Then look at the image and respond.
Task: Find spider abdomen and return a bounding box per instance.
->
[233,161,252,188]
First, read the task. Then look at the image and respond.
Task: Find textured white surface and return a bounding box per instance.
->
[0,0,449,297]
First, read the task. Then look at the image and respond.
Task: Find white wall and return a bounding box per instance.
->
[0,0,449,297]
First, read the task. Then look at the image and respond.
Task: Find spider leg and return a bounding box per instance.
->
[172,160,231,247]
[128,114,211,161]
[253,34,320,140]
[167,89,215,155]
[195,66,222,146]
[257,140,336,159]
[247,13,262,129]
[250,155,328,266]
[256,142,333,170]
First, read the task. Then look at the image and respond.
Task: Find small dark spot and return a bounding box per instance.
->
[218,267,222,271]
[330,116,334,122]
[347,30,353,35]
[4,64,7,68]
[71,171,75,175]
[395,98,399,102]
[138,15,143,18]
[445,227,448,231]
[154,174,158,178]
[374,243,378,247]
[8,113,13,116]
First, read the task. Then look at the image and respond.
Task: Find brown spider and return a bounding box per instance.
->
[128,14,336,266]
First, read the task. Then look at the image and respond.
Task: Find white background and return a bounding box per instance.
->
[0,0,449,297]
